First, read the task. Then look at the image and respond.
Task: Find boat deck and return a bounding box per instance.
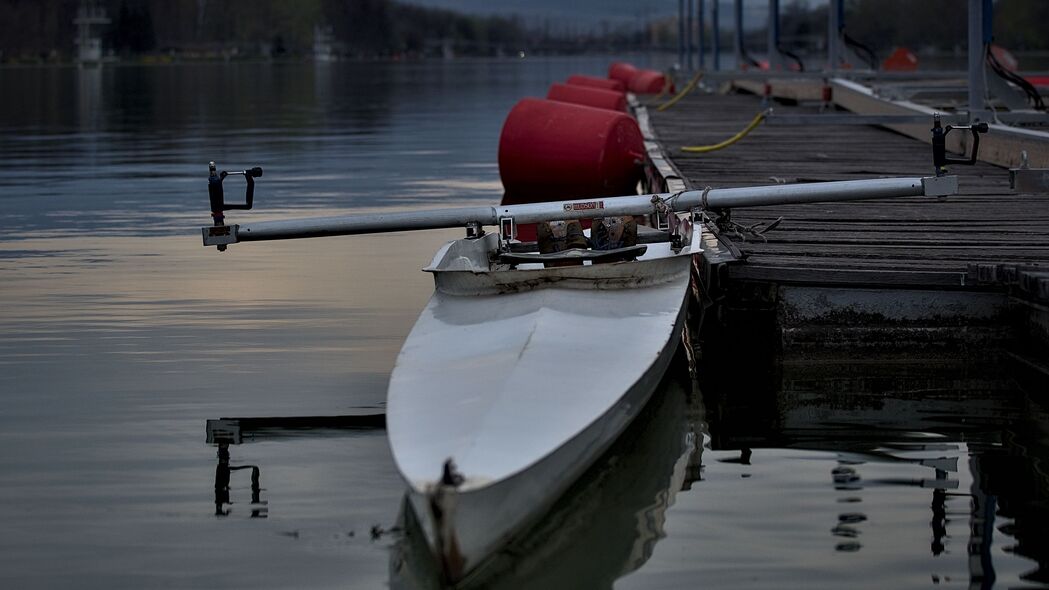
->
[646,89,1049,354]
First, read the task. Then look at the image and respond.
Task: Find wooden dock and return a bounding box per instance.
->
[644,89,1049,360]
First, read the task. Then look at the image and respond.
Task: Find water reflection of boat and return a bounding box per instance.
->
[390,355,703,589]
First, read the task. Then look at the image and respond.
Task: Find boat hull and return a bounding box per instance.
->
[404,294,685,582]
[387,250,692,580]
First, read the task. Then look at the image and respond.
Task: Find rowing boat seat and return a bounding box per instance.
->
[591,216,638,262]
[536,220,587,267]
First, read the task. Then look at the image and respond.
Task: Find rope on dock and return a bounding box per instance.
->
[680,109,769,153]
[656,72,703,112]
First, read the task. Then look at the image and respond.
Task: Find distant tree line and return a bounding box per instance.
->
[325,0,527,57]
[4,0,1047,64]
[0,0,539,62]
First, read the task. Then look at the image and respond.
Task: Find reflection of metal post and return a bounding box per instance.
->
[968,456,997,589]
[213,441,268,518]
[930,469,947,556]
[712,0,720,70]
[249,466,266,518]
[931,488,947,555]
[214,444,232,516]
[967,0,991,123]
[828,0,843,70]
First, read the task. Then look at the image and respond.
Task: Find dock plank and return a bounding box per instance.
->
[649,91,1049,292]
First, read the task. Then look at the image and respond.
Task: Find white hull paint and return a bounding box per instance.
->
[387,226,699,580]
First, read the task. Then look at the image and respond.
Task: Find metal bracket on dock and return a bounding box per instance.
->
[932,115,989,176]
[1011,152,1049,194]
[921,175,959,197]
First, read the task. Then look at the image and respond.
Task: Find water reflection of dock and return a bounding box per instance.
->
[698,356,1049,587]
[205,414,385,518]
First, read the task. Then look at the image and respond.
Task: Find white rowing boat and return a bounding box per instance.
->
[387,223,700,581]
[201,165,956,583]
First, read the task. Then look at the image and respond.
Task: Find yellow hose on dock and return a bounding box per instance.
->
[656,72,703,112]
[680,109,769,153]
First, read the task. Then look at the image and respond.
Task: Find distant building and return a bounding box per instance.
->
[314,25,337,61]
[73,0,109,65]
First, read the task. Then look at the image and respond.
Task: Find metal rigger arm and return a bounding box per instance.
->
[201,116,968,250]
[202,175,957,249]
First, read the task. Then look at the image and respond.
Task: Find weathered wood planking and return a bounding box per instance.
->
[650,91,1049,291]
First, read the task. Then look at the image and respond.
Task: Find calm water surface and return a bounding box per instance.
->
[1,57,1047,589]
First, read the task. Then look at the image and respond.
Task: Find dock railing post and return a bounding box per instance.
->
[827,0,842,71]
[698,0,706,70]
[967,0,991,123]
[687,0,694,71]
[712,0,720,71]
[768,0,782,70]
[733,0,744,70]
[678,0,685,69]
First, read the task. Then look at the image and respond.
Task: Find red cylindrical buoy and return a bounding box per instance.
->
[882,47,919,72]
[565,74,625,93]
[499,98,645,240]
[608,62,640,85]
[1027,76,1049,88]
[546,83,626,112]
[629,69,673,95]
[499,98,643,201]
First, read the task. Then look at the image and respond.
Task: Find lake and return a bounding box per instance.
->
[1,56,1047,589]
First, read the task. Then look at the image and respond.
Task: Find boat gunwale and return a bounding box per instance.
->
[422,222,703,296]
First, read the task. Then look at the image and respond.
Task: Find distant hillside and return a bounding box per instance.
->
[399,0,768,31]
[397,0,678,27]
[406,0,1049,52]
